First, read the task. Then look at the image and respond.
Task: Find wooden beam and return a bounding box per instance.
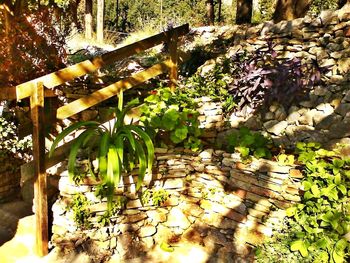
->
[168,29,179,91]
[15,24,189,101]
[30,82,48,256]
[0,87,57,100]
[56,59,172,120]
[16,60,98,100]
[94,24,189,67]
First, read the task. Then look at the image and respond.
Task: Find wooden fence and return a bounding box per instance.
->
[0,24,189,256]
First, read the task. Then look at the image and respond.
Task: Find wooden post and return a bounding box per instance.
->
[168,29,179,92]
[30,82,48,256]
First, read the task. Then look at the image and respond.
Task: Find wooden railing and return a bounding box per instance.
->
[0,24,189,256]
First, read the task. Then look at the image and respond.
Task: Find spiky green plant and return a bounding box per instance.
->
[49,91,154,210]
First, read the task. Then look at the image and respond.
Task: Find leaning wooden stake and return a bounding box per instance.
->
[30,82,48,256]
[168,29,179,92]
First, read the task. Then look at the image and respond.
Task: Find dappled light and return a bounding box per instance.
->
[1,1,350,262]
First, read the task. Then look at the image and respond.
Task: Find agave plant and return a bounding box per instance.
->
[49,92,154,209]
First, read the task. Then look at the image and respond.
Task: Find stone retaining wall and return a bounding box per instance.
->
[51,149,302,262]
[196,7,350,149]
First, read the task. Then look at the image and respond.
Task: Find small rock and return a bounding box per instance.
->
[199,149,214,159]
[138,225,157,238]
[264,120,288,136]
[335,103,350,117]
[164,207,191,229]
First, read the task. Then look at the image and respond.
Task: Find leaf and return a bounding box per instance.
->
[128,125,154,175]
[174,126,188,141]
[49,121,100,157]
[162,108,179,130]
[332,239,348,263]
[98,133,110,181]
[286,206,297,217]
[254,147,267,158]
[311,184,320,197]
[290,239,309,257]
[334,174,342,185]
[67,129,96,180]
[238,146,250,157]
[134,140,146,191]
[160,242,174,252]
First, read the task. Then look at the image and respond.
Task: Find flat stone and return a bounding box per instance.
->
[316,114,343,130]
[164,207,191,229]
[163,178,184,189]
[286,111,300,124]
[199,149,214,159]
[138,225,157,237]
[264,120,288,135]
[335,103,350,116]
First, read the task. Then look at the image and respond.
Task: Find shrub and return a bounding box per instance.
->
[0,8,66,86]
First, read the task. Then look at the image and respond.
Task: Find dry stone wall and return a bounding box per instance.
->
[196,7,350,149]
[51,149,302,262]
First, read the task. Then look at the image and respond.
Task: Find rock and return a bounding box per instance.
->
[343,90,350,102]
[163,178,184,189]
[337,58,350,73]
[199,149,214,159]
[274,106,287,121]
[138,225,157,237]
[335,103,350,116]
[286,111,300,124]
[316,103,334,114]
[264,120,288,136]
[164,207,191,229]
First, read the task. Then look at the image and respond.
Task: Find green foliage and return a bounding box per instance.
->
[256,143,350,262]
[68,194,91,229]
[277,154,295,165]
[308,0,339,17]
[224,127,272,160]
[0,8,66,86]
[141,188,169,206]
[140,87,202,151]
[0,116,31,160]
[97,196,127,226]
[50,91,155,211]
[185,59,236,112]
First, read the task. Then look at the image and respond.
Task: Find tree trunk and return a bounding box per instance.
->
[218,0,222,22]
[273,0,310,22]
[236,0,252,24]
[85,0,93,39]
[206,0,215,25]
[97,0,104,43]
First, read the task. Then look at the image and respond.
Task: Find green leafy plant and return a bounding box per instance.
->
[256,143,350,263]
[140,87,202,151]
[68,193,91,229]
[97,196,127,226]
[141,188,169,206]
[224,127,272,160]
[50,91,155,210]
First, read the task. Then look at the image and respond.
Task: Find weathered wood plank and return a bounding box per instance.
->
[168,30,179,91]
[15,24,189,100]
[16,60,98,100]
[30,82,48,256]
[94,24,189,67]
[56,59,172,120]
[0,87,57,100]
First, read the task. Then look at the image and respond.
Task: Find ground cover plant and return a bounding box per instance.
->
[256,142,350,263]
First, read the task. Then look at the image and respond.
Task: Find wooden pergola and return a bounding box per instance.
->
[0,24,189,256]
